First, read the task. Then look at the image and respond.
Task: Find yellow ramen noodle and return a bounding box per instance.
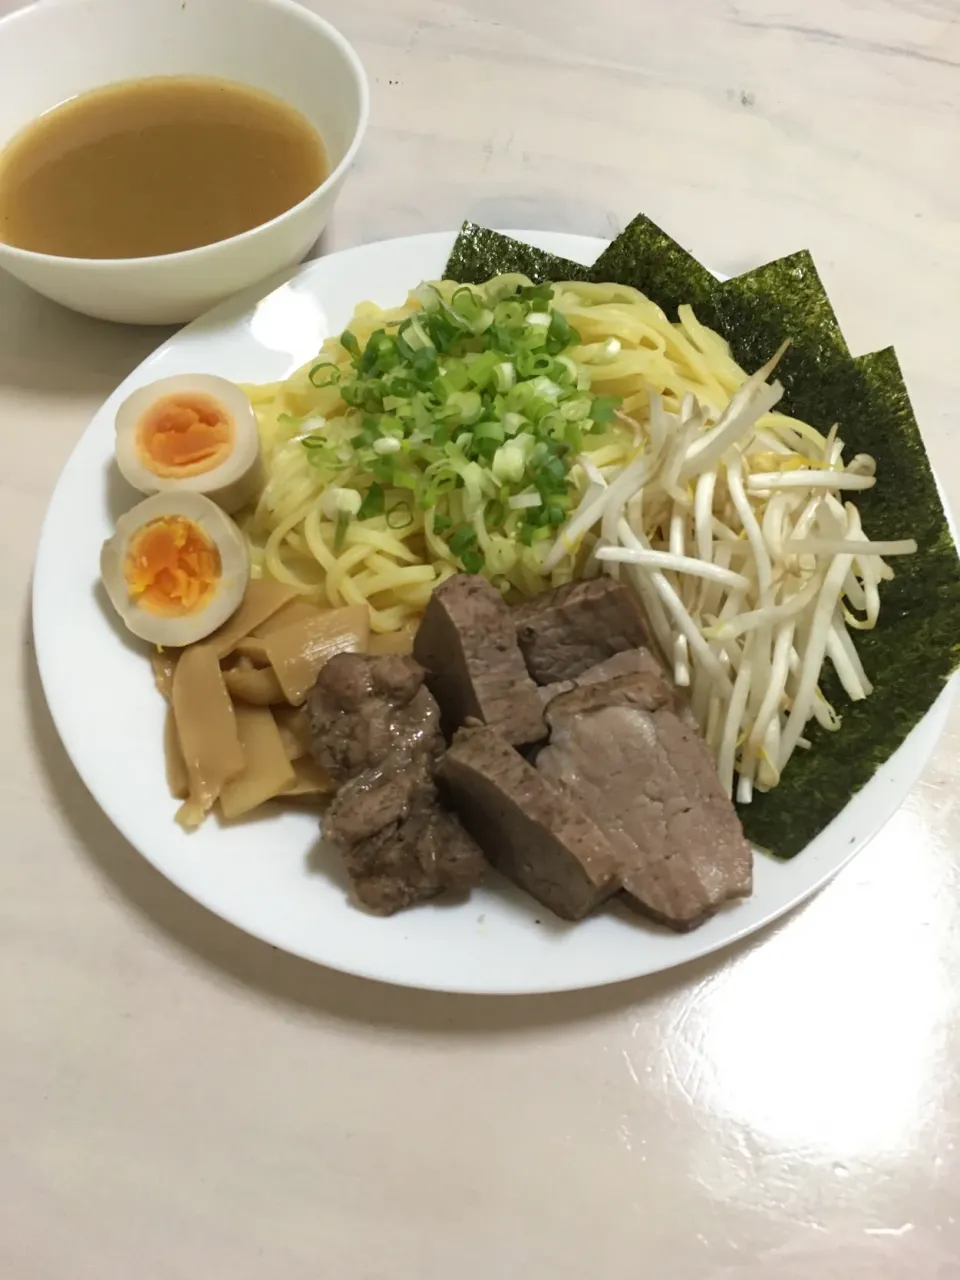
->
[239,277,817,635]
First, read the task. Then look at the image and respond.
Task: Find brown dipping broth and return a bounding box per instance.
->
[0,76,328,259]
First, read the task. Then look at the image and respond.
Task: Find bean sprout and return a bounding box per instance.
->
[546,360,915,799]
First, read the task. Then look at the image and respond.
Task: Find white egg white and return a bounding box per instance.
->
[114,373,263,513]
[100,491,250,647]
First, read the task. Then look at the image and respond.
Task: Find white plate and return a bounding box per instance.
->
[33,230,957,995]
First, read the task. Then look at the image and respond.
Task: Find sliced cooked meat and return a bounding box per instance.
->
[326,761,425,847]
[536,646,699,731]
[536,672,753,930]
[438,725,621,920]
[309,652,484,914]
[338,806,485,916]
[536,646,669,710]
[413,574,546,746]
[327,757,484,916]
[308,652,440,783]
[514,577,650,685]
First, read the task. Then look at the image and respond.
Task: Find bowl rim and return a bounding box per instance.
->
[0,0,370,270]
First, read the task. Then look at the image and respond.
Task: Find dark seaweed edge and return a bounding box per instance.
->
[739,345,960,854]
[443,218,960,857]
[589,212,719,322]
[444,221,591,286]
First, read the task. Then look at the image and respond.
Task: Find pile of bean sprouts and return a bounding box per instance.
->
[545,346,917,801]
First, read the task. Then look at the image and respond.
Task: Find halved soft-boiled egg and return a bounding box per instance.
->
[100,492,250,646]
[114,373,262,513]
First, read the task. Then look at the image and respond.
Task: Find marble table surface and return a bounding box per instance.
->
[3,0,960,1275]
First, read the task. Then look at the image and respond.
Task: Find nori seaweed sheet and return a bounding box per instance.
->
[589,211,719,322]
[445,221,591,286]
[741,344,960,854]
[443,217,960,857]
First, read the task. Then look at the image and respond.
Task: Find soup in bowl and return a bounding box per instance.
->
[0,0,368,324]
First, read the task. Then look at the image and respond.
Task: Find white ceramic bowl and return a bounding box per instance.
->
[0,0,369,324]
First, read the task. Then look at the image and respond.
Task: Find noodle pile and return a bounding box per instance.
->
[241,295,450,633]
[239,279,770,630]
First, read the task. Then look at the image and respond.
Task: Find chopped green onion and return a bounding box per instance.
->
[594,337,621,362]
[320,487,362,520]
[449,525,478,555]
[486,499,506,528]
[357,483,385,520]
[413,283,443,311]
[474,421,506,442]
[494,299,525,327]
[591,395,621,424]
[309,362,341,388]
[373,435,401,456]
[399,316,434,352]
[492,361,516,392]
[509,491,543,511]
[529,376,564,403]
[547,308,573,348]
[387,500,413,530]
[340,330,361,359]
[309,281,629,582]
[516,349,553,378]
[555,355,578,383]
[466,350,500,388]
[561,398,591,422]
[410,348,439,380]
[564,423,584,453]
[492,443,522,484]
[519,282,554,304]
[436,364,470,396]
[392,469,419,491]
[446,390,483,424]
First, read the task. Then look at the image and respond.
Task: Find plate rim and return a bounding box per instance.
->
[31,228,959,995]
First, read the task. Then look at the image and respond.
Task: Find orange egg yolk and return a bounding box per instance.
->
[124,517,222,617]
[136,393,235,478]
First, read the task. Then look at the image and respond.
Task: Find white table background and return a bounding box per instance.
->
[3,1,960,1275]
